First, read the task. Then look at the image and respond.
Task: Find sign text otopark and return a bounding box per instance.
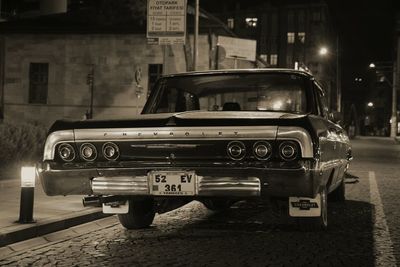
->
[147,0,187,45]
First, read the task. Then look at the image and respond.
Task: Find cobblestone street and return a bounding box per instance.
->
[0,137,399,267]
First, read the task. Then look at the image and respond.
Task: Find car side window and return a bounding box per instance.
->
[314,83,329,119]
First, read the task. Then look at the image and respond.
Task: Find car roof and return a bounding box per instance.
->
[162,68,314,79]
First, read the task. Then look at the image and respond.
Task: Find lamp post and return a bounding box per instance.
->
[318,38,341,112]
[193,0,199,71]
[369,61,398,138]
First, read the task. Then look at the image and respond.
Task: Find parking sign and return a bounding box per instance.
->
[147,0,187,45]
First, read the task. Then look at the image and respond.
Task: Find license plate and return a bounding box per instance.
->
[149,171,196,196]
[289,195,321,217]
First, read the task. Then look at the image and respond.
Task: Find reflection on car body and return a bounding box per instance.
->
[37,69,352,230]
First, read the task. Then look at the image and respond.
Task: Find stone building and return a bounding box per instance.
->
[0,5,254,126]
[213,0,339,110]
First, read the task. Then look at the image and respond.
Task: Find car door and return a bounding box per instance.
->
[313,83,342,187]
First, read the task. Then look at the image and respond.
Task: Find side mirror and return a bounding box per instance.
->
[329,111,342,124]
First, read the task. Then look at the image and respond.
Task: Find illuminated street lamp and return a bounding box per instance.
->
[367,102,374,107]
[369,63,376,68]
[319,47,328,56]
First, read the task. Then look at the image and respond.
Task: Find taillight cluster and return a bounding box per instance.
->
[253,141,273,160]
[226,140,299,161]
[279,141,298,161]
[227,141,247,160]
[57,142,120,162]
[58,144,76,162]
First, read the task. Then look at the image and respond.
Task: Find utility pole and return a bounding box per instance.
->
[0,36,5,121]
[193,0,199,71]
[336,35,341,112]
[391,35,400,138]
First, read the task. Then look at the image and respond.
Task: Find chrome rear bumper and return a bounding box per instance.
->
[38,161,322,198]
[91,176,261,197]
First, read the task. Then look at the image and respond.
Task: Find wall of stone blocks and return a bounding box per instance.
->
[2,33,255,127]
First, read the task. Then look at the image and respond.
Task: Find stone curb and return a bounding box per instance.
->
[0,209,111,247]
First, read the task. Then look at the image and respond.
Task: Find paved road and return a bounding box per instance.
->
[1,137,399,266]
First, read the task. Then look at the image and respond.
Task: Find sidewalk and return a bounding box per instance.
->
[0,177,108,247]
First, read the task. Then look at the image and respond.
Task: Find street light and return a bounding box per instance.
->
[367,102,374,107]
[319,47,328,56]
[368,61,397,137]
[319,42,341,112]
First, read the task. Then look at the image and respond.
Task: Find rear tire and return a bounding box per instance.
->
[329,179,345,202]
[202,199,233,211]
[298,186,328,231]
[118,199,155,229]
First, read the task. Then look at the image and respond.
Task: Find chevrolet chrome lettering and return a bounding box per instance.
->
[43,126,313,161]
[37,69,352,231]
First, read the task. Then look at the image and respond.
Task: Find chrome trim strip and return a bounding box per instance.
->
[136,144,201,149]
[276,127,313,158]
[92,176,149,195]
[43,130,75,161]
[74,126,278,141]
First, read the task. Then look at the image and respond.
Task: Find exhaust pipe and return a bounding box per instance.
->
[82,195,101,207]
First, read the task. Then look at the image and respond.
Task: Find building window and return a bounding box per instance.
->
[270,54,278,66]
[245,17,258,28]
[287,32,295,44]
[29,63,48,104]
[298,32,306,43]
[227,18,234,29]
[148,64,163,97]
[260,54,268,62]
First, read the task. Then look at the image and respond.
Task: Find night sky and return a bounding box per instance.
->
[327,0,397,93]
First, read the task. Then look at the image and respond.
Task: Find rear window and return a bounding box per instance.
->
[144,73,309,114]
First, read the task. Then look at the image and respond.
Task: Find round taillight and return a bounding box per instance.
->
[253,141,272,160]
[80,143,97,161]
[227,141,246,160]
[58,143,75,162]
[102,142,119,161]
[279,141,298,161]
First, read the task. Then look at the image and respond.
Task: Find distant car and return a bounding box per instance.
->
[37,69,352,230]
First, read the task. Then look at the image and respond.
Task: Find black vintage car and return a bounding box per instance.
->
[37,69,352,230]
